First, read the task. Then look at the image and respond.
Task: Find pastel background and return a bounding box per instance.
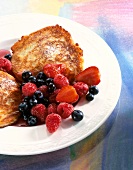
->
[0,0,133,170]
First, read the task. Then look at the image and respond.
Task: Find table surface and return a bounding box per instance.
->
[0,0,133,170]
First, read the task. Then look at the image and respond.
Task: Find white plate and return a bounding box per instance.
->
[0,13,121,155]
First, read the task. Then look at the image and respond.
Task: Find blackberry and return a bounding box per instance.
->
[45,78,54,86]
[18,102,29,113]
[36,72,47,80]
[27,115,37,126]
[4,54,12,60]
[86,93,94,101]
[23,96,29,101]
[36,79,46,87]
[22,112,31,121]
[28,76,36,84]
[33,90,44,103]
[89,86,99,95]
[29,97,38,107]
[71,110,84,121]
[48,82,56,93]
[22,71,32,82]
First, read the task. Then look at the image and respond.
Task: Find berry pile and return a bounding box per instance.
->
[18,63,100,133]
[0,49,101,133]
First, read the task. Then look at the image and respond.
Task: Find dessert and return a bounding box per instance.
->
[0,25,101,133]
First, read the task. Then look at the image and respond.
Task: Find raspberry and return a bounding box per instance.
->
[57,102,74,119]
[0,57,12,72]
[31,104,47,123]
[47,103,57,115]
[38,85,49,97]
[22,82,37,97]
[73,82,89,97]
[54,74,69,89]
[43,63,66,78]
[46,113,61,133]
[49,89,60,103]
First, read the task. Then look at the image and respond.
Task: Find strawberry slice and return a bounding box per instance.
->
[75,66,101,86]
[56,85,79,104]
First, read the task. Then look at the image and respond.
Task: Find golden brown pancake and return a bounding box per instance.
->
[0,71,21,127]
[11,24,84,82]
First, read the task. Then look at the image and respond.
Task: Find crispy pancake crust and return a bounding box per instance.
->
[11,25,84,82]
[0,71,21,127]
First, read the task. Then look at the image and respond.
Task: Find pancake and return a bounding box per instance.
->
[0,71,21,127]
[11,24,84,82]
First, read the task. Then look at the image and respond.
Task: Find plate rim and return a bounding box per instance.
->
[0,13,122,155]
